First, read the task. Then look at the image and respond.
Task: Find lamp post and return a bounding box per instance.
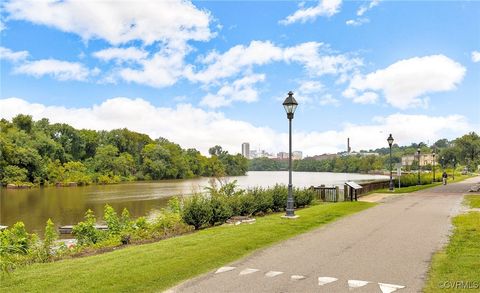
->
[432,150,436,183]
[452,158,456,180]
[441,156,445,171]
[417,148,421,185]
[282,91,298,218]
[387,134,394,191]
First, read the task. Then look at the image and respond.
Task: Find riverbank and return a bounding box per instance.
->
[0,201,374,292]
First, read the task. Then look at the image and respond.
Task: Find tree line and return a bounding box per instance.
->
[249,132,480,173]
[0,115,248,186]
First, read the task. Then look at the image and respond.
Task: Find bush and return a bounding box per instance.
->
[249,187,273,215]
[209,195,233,225]
[72,209,103,245]
[271,184,288,212]
[181,194,212,230]
[294,188,315,208]
[103,205,121,235]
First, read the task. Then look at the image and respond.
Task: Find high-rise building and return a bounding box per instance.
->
[241,142,250,159]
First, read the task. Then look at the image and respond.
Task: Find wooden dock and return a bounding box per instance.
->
[58,225,108,234]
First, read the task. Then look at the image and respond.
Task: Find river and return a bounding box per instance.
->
[0,171,388,234]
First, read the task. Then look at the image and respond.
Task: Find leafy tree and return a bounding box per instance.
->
[1,165,29,185]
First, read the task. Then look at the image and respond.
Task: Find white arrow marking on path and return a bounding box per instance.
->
[239,268,259,275]
[291,275,306,280]
[348,280,370,288]
[378,283,405,293]
[318,277,338,286]
[215,266,236,274]
[265,271,283,277]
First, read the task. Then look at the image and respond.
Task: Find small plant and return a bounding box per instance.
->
[181,194,212,230]
[42,219,58,261]
[72,209,102,245]
[104,205,121,235]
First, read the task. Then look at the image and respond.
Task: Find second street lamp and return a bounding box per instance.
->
[387,134,394,191]
[417,148,421,185]
[432,149,436,183]
[282,91,298,218]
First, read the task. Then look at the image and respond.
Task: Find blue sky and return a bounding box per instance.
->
[0,0,479,155]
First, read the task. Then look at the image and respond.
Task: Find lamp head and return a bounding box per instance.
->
[387,134,394,147]
[282,91,298,118]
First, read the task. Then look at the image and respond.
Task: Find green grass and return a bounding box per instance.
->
[424,194,480,292]
[465,194,480,208]
[0,202,374,293]
[372,174,474,194]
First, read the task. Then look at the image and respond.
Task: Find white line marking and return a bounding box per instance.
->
[265,271,283,277]
[215,266,236,274]
[239,268,259,275]
[318,277,338,286]
[291,275,306,280]
[378,283,405,293]
[348,280,370,288]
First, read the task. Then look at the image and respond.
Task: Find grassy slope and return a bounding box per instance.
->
[424,195,480,292]
[1,202,374,293]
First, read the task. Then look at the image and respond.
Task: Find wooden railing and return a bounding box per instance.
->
[310,185,340,202]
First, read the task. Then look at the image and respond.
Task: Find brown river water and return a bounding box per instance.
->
[0,171,388,234]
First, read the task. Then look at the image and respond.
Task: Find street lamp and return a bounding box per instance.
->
[417,148,421,185]
[441,156,445,171]
[452,158,456,180]
[283,91,298,218]
[432,150,436,183]
[387,134,394,191]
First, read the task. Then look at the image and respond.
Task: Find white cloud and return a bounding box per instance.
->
[0,46,29,62]
[4,0,216,88]
[93,47,149,63]
[299,80,324,94]
[0,97,473,156]
[188,41,361,84]
[319,94,340,106]
[346,18,370,26]
[472,51,480,63]
[280,0,342,25]
[343,55,466,109]
[357,0,381,16]
[3,0,213,46]
[200,74,265,108]
[13,59,96,81]
[118,43,189,88]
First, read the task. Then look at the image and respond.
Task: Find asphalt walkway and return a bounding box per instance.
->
[170,176,480,293]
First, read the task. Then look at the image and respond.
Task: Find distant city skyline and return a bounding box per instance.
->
[1,1,479,155]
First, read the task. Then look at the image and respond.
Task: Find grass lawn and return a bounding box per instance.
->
[372,174,474,194]
[424,195,480,292]
[465,194,480,208]
[0,202,374,293]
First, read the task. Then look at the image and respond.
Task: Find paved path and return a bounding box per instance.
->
[170,177,480,293]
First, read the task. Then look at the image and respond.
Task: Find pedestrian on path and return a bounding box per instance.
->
[442,171,448,185]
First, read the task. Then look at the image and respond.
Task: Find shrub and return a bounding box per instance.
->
[181,194,212,230]
[249,187,273,214]
[103,205,121,235]
[271,184,288,212]
[294,188,315,208]
[72,209,103,245]
[236,193,256,216]
[42,219,58,261]
[209,195,233,226]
